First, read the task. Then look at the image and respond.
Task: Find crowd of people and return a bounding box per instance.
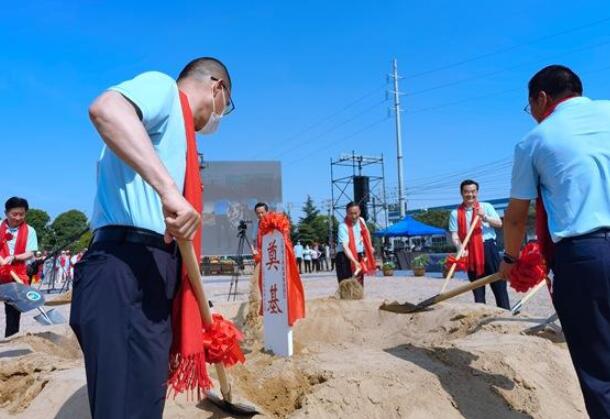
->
[292,241,335,274]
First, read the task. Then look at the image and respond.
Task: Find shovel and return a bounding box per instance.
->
[177,240,259,416]
[439,215,480,293]
[510,279,547,315]
[381,272,502,313]
[8,271,65,325]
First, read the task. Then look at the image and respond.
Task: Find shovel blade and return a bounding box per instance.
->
[34,308,66,325]
[379,301,420,313]
[204,391,259,416]
[0,283,46,312]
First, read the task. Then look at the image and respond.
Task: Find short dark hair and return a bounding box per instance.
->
[460,180,479,192]
[345,201,359,211]
[177,57,232,90]
[5,197,29,212]
[528,65,582,100]
[255,202,268,212]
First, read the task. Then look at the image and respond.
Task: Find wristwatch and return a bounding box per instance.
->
[502,253,517,264]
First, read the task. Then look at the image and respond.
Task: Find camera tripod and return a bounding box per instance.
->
[227,226,253,301]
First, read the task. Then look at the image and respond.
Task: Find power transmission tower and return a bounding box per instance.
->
[389,58,406,217]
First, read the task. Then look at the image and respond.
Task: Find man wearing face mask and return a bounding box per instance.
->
[500,65,610,418]
[70,57,234,419]
[448,180,508,309]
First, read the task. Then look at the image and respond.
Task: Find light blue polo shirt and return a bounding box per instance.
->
[337,220,364,253]
[90,71,187,235]
[448,202,500,241]
[3,223,38,254]
[511,97,610,242]
[293,243,303,258]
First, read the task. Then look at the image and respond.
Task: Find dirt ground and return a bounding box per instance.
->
[0,271,578,419]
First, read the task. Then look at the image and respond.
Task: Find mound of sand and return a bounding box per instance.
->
[1,299,585,419]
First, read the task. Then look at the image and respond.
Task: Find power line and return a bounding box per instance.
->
[405,38,610,97]
[404,16,610,79]
[272,98,387,159]
[285,116,390,165]
[252,83,385,158]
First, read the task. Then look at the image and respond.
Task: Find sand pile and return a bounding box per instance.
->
[1,299,585,419]
[0,326,81,415]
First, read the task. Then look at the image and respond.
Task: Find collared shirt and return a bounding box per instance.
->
[293,244,304,258]
[91,71,187,235]
[4,223,38,255]
[303,247,312,261]
[448,202,500,241]
[510,97,610,242]
[337,220,364,253]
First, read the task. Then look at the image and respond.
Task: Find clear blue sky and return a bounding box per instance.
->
[1,1,609,220]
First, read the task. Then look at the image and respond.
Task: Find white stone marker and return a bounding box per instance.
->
[261,229,293,357]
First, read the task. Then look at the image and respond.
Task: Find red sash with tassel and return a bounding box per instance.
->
[345,216,376,274]
[0,221,29,284]
[168,91,244,398]
[457,203,484,276]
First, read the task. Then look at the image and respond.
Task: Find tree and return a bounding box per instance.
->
[296,223,317,245]
[26,208,51,249]
[412,209,451,229]
[49,210,89,252]
[299,196,319,225]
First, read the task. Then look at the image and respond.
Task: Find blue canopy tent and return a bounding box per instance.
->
[374,215,446,237]
[375,216,447,271]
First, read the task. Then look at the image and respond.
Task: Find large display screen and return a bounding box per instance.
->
[201,161,282,256]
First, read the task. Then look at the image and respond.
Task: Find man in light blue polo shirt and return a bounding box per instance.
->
[293,241,304,273]
[501,65,610,418]
[71,57,234,419]
[448,179,509,308]
[335,202,374,286]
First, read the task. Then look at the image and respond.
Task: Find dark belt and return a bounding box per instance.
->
[91,226,176,253]
[561,227,610,242]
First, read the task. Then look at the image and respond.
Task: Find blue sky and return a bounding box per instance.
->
[1,1,610,220]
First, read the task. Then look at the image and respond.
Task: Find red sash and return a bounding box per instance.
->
[0,220,29,284]
[168,91,244,396]
[535,96,577,267]
[345,216,376,274]
[457,203,484,276]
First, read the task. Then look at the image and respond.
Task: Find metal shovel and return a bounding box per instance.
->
[380,273,503,313]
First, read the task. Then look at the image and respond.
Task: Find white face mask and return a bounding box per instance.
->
[198,86,225,135]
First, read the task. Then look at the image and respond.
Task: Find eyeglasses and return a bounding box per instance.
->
[210,76,235,116]
[523,103,531,115]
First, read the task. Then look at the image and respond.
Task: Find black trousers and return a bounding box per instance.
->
[304,260,312,273]
[296,257,302,274]
[4,303,21,337]
[70,241,180,419]
[552,232,610,418]
[467,240,510,309]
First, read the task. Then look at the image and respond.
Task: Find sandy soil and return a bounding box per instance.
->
[0,272,581,419]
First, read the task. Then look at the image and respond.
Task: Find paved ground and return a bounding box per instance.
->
[0,269,556,338]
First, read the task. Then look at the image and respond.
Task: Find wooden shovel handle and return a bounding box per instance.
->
[10,271,25,285]
[420,272,502,310]
[177,240,232,403]
[440,215,481,293]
